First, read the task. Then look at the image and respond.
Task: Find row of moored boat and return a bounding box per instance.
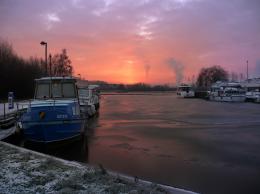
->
[177,78,260,103]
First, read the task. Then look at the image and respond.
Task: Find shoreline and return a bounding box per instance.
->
[0,141,197,194]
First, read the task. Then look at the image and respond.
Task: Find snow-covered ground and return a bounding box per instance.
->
[0,141,197,194]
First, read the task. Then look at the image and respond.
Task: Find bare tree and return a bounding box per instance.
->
[52,49,73,76]
[197,65,228,89]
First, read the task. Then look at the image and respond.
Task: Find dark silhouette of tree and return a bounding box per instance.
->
[197,65,228,89]
[0,40,44,99]
[52,49,73,76]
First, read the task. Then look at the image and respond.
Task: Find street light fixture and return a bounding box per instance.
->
[40,41,48,76]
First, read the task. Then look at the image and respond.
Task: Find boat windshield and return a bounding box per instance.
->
[36,83,50,98]
[178,87,191,92]
[52,82,62,97]
[63,83,76,98]
[35,81,76,99]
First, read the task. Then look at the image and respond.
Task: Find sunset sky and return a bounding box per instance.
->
[1,0,260,84]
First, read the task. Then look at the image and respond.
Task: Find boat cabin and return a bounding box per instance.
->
[34,77,78,99]
[241,78,260,102]
[209,81,246,102]
[177,84,195,98]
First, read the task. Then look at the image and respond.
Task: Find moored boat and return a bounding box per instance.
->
[78,85,100,117]
[19,77,84,143]
[177,84,195,98]
[241,78,260,103]
[209,81,246,102]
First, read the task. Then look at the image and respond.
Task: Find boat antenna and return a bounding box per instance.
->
[247,60,249,82]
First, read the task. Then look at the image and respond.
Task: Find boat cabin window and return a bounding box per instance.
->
[178,87,190,92]
[78,89,89,97]
[36,83,50,99]
[63,83,76,98]
[247,87,260,92]
[52,82,62,98]
[35,81,76,99]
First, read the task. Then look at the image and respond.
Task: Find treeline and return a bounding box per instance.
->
[86,81,176,92]
[0,40,45,99]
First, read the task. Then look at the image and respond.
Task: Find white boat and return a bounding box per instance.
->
[177,84,195,98]
[209,81,246,102]
[241,78,260,103]
[78,85,100,117]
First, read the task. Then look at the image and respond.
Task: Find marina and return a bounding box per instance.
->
[1,1,260,193]
[2,93,260,194]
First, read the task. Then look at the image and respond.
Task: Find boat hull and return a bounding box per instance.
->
[22,119,83,143]
[21,100,84,143]
[209,95,246,102]
[245,92,260,102]
[177,91,195,98]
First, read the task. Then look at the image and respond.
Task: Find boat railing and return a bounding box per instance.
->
[0,99,31,123]
[15,99,32,115]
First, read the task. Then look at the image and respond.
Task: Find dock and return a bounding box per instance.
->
[0,101,29,140]
[0,141,197,194]
[0,107,17,140]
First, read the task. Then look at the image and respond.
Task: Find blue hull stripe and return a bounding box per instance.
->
[26,134,81,143]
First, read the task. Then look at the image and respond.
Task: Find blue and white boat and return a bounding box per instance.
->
[20,77,84,143]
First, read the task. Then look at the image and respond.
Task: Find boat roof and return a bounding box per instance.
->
[77,84,100,90]
[211,81,242,88]
[88,85,99,89]
[35,77,76,83]
[177,84,192,88]
[240,78,260,87]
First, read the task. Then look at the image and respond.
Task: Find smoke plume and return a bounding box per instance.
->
[167,58,184,85]
[144,63,151,78]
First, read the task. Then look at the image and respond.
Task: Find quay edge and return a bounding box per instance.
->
[0,141,198,194]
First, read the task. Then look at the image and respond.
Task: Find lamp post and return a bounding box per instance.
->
[40,41,48,76]
[49,54,52,77]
